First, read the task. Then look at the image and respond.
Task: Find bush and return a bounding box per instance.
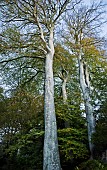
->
[76,160,107,170]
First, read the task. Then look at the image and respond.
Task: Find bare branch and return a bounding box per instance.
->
[0,55,45,65]
[54,0,70,23]
[34,4,50,52]
[17,0,33,14]
[21,70,43,87]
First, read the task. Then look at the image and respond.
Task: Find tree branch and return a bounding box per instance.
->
[34,4,50,52]
[21,70,43,87]
[54,0,70,23]
[0,55,45,64]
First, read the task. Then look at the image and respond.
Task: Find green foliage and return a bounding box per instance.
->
[0,89,89,170]
[93,117,107,151]
[0,89,44,170]
[92,101,107,158]
[56,98,86,130]
[77,160,107,170]
[55,98,89,167]
[6,129,44,170]
[58,128,89,160]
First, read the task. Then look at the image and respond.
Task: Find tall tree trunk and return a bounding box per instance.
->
[62,77,67,104]
[60,69,68,104]
[62,77,70,128]
[78,50,95,158]
[59,69,70,128]
[43,28,61,170]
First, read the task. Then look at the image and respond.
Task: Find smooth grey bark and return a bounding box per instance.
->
[65,1,105,157]
[59,69,70,128]
[62,76,71,128]
[62,75,70,128]
[62,78,67,102]
[78,50,95,158]
[61,70,68,104]
[34,3,61,166]
[43,28,61,170]
[33,1,71,168]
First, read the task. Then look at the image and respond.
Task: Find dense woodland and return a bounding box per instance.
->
[0,0,107,170]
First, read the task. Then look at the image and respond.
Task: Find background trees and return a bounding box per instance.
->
[0,1,75,169]
[0,0,107,170]
[61,1,107,158]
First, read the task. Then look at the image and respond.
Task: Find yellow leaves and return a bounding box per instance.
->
[82,38,99,55]
[54,44,75,75]
[82,37,94,47]
[80,38,107,70]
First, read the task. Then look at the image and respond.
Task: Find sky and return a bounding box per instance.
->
[83,0,107,37]
[0,0,107,93]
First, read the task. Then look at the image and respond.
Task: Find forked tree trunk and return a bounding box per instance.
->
[60,69,68,104]
[61,73,70,128]
[43,28,61,170]
[78,51,95,158]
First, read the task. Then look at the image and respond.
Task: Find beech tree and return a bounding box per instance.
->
[54,45,71,104]
[0,0,82,169]
[63,2,106,158]
[54,44,78,128]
